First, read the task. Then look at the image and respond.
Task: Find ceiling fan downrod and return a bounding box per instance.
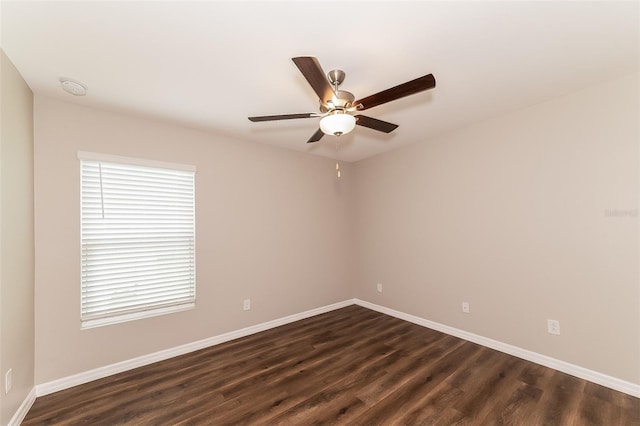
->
[327,69,345,91]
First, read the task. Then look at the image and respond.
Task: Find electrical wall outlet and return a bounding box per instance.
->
[5,369,12,394]
[462,302,470,313]
[376,283,383,293]
[547,319,560,335]
[243,299,251,311]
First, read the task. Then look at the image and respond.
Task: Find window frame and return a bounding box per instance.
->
[78,151,196,329]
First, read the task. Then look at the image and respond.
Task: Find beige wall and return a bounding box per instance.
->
[30,72,640,388]
[33,96,354,383]
[353,73,639,383]
[0,50,35,424]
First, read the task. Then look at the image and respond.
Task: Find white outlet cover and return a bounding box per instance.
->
[547,319,561,335]
[376,283,383,293]
[243,299,251,310]
[462,302,470,313]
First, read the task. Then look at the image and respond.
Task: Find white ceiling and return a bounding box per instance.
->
[1,1,638,162]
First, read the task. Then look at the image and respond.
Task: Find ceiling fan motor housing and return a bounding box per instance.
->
[320,90,355,112]
[320,69,355,112]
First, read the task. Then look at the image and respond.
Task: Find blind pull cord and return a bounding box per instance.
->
[98,162,105,219]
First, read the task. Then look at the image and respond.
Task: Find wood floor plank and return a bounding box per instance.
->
[23,305,639,425]
[454,352,527,421]
[393,380,465,425]
[353,340,474,423]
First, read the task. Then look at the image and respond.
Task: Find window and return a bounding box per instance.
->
[79,152,196,328]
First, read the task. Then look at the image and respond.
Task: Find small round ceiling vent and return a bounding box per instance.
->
[60,78,87,96]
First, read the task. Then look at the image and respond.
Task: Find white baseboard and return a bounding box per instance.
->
[36,299,356,397]
[35,298,639,400]
[8,387,36,426]
[354,299,640,398]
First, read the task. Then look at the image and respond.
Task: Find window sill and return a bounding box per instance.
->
[81,303,195,330]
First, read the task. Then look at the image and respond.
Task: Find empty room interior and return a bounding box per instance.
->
[1,1,639,425]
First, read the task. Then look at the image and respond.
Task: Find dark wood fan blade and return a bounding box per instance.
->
[292,57,335,102]
[248,113,316,122]
[355,115,399,133]
[307,128,324,143]
[355,74,436,111]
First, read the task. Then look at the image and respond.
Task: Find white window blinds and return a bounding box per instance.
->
[79,153,196,328]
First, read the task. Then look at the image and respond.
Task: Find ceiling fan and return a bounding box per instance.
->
[248,57,436,143]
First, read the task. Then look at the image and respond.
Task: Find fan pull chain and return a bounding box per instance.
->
[335,140,341,178]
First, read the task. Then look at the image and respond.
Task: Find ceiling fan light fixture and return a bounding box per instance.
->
[320,112,356,136]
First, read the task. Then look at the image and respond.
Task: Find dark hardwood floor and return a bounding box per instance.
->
[23,305,639,425]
